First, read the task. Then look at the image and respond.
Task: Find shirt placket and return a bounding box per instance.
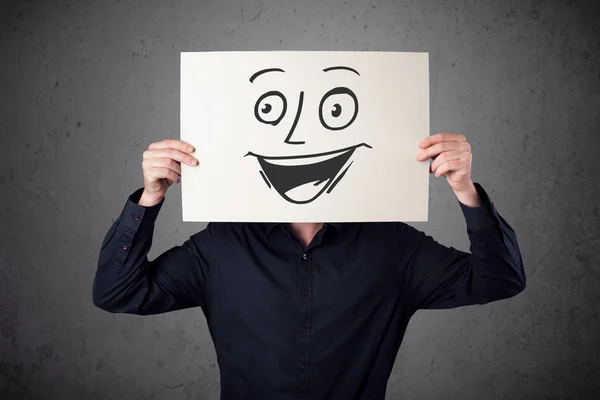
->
[296,250,312,399]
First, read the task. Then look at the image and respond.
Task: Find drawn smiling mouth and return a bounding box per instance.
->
[244,143,372,204]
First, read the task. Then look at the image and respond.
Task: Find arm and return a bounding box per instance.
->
[400,182,526,312]
[92,187,215,315]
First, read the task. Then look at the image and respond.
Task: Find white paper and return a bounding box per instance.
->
[180,51,429,222]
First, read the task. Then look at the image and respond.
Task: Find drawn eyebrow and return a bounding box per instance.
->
[323,66,360,75]
[249,68,285,83]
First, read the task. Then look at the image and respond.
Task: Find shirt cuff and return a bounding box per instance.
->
[119,187,165,233]
[458,182,500,231]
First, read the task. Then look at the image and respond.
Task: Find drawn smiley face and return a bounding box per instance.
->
[244,66,372,204]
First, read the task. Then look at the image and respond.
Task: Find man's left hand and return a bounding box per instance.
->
[415,132,481,207]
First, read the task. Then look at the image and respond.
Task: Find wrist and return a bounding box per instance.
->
[453,181,481,207]
[138,191,164,207]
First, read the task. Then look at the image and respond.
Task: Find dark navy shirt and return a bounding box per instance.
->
[93,182,525,400]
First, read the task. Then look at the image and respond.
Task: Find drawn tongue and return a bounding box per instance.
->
[258,149,355,203]
[284,180,329,201]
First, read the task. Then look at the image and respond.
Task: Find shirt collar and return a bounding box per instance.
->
[263,222,345,237]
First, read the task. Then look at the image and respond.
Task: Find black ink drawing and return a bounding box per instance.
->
[245,66,372,205]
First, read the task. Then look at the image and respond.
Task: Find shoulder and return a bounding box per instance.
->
[350,222,426,242]
[187,223,260,258]
[194,222,265,241]
[351,221,408,235]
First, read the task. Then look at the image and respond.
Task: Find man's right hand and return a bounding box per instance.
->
[138,139,198,206]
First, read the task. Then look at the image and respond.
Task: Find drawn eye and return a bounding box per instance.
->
[318,87,359,131]
[254,91,287,126]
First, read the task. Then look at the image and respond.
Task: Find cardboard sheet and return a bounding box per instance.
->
[180,51,429,222]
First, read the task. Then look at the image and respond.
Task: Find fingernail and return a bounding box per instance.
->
[189,146,195,152]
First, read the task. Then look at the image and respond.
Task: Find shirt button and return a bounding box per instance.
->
[133,214,140,221]
[302,253,307,260]
[300,326,308,334]
[121,244,128,250]
[301,290,308,297]
[299,362,307,369]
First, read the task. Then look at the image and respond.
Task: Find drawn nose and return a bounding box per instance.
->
[283,92,306,145]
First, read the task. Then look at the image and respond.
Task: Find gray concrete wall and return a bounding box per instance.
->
[1,0,599,399]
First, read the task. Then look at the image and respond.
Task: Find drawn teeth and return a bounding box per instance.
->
[263,151,348,166]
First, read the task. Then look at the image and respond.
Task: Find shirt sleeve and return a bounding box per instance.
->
[92,187,215,316]
[399,182,526,312]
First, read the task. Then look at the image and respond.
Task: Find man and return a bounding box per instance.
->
[93,133,526,400]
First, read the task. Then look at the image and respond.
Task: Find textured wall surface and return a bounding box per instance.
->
[1,0,599,399]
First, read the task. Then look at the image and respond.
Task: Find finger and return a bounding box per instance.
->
[416,141,469,160]
[147,166,181,183]
[418,133,466,149]
[143,157,182,176]
[430,150,466,172]
[433,159,463,178]
[148,139,195,154]
[143,148,198,166]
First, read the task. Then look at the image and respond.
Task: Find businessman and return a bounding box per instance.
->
[93,133,526,400]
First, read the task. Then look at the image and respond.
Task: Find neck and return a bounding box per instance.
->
[288,222,324,248]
